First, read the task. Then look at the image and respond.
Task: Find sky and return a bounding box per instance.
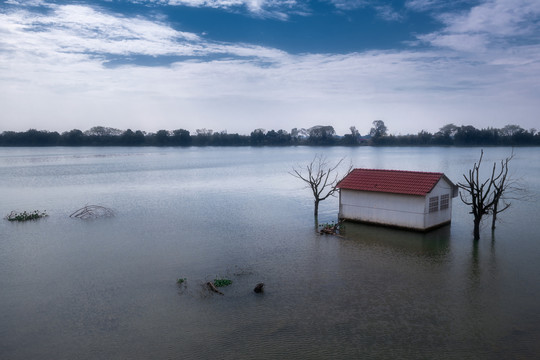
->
[0,0,539,136]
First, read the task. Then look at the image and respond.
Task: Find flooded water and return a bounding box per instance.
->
[1,146,539,359]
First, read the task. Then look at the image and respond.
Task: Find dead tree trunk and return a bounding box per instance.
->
[473,216,482,241]
[458,151,497,240]
[490,155,513,230]
[458,150,516,240]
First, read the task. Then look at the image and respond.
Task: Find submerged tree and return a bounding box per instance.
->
[488,153,528,230]
[458,150,515,240]
[490,156,511,230]
[290,155,352,220]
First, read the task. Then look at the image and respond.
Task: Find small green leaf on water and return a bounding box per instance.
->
[213,278,232,287]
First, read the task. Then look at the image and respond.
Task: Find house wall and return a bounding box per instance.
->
[423,179,454,229]
[339,178,455,231]
[339,189,426,229]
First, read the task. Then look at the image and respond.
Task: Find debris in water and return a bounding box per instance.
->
[70,205,115,219]
[253,283,264,293]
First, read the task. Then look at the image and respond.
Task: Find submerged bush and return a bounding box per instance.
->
[5,210,48,222]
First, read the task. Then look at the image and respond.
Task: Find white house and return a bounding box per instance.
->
[337,168,458,231]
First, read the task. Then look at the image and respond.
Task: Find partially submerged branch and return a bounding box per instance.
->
[70,205,115,219]
[206,282,224,295]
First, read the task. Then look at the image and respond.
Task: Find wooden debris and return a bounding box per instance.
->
[206,282,224,295]
[70,205,115,219]
[320,227,336,235]
[253,283,264,293]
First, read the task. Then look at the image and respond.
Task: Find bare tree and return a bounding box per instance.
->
[490,155,512,230]
[489,152,529,230]
[458,150,515,240]
[290,155,352,219]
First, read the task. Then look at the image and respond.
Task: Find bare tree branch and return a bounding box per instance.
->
[70,205,115,219]
[458,150,522,239]
[290,155,353,220]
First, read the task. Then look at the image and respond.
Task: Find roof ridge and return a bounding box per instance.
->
[352,168,444,175]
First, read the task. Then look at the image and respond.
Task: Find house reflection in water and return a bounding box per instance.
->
[341,221,451,259]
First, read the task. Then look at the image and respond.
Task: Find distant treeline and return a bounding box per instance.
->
[1,122,539,147]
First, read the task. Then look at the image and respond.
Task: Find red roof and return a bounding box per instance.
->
[337,168,446,196]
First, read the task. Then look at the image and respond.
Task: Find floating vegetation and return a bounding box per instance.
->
[70,205,115,220]
[176,277,188,294]
[175,272,266,297]
[213,278,233,287]
[318,221,344,235]
[5,210,48,222]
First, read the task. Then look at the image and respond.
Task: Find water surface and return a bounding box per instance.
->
[1,146,539,359]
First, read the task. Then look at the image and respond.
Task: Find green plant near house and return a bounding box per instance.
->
[5,210,48,222]
[213,278,233,287]
[176,278,187,284]
[318,221,337,230]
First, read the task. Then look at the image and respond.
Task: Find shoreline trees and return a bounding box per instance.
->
[1,123,539,147]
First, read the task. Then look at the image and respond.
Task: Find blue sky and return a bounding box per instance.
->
[1,0,539,136]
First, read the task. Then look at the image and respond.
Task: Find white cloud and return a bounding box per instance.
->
[327,0,369,11]
[4,0,48,6]
[139,0,301,19]
[146,0,402,22]
[418,33,489,52]
[418,0,540,51]
[0,6,200,68]
[0,2,539,135]
[374,5,403,21]
[405,0,460,12]
[0,3,296,64]
[442,0,540,36]
[327,1,403,21]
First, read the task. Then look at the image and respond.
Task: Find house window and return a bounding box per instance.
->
[440,194,450,210]
[429,196,439,213]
